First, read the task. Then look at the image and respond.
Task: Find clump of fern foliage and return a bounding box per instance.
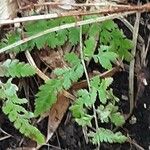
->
[0,60,45,144]
[0,16,132,146]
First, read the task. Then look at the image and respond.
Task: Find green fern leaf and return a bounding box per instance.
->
[25,20,48,49]
[0,59,36,77]
[1,79,45,144]
[64,52,81,66]
[34,79,63,116]
[56,29,68,46]
[88,23,100,37]
[110,38,133,62]
[68,28,80,45]
[70,100,92,127]
[84,37,96,60]
[110,112,125,126]
[98,78,113,104]
[70,89,97,126]
[93,45,118,70]
[97,104,112,123]
[25,19,68,49]
[1,31,28,53]
[89,128,127,144]
[54,65,83,90]
[91,76,113,104]
[35,53,83,117]
[25,20,48,36]
[107,89,119,102]
[77,89,96,108]
[46,32,59,48]
[107,104,125,127]
[75,114,93,127]
[54,53,84,90]
[99,20,133,61]
[70,103,85,118]
[100,20,121,45]
[97,103,125,126]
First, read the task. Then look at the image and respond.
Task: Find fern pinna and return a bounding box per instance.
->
[0,16,133,146]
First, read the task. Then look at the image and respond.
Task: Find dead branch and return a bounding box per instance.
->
[0,3,150,25]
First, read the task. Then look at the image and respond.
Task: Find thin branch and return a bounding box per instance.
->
[128,138,145,150]
[79,27,90,91]
[18,2,128,11]
[128,11,141,119]
[142,34,150,66]
[79,24,89,144]
[1,3,150,25]
[0,11,135,54]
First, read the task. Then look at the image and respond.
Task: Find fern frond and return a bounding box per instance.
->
[25,19,69,49]
[97,103,125,126]
[0,79,45,144]
[0,59,36,77]
[99,20,133,61]
[96,104,112,123]
[34,79,63,116]
[54,53,84,90]
[88,128,127,144]
[70,88,97,127]
[35,53,83,116]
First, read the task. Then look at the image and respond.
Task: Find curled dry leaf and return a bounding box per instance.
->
[59,0,75,10]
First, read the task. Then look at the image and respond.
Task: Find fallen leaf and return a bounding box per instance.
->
[0,0,18,19]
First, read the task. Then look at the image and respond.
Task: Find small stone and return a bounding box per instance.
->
[129,115,137,125]
[144,103,147,109]
[121,95,128,101]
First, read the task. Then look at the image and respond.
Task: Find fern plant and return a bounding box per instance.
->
[0,59,36,77]
[34,52,84,116]
[0,60,45,144]
[88,128,127,144]
[0,16,133,146]
[70,76,127,144]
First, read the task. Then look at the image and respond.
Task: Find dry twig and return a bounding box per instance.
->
[0,3,150,25]
[128,11,141,119]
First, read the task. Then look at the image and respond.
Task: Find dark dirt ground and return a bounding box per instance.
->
[0,0,150,150]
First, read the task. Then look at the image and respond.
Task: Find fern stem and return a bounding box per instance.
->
[0,12,135,54]
[79,27,90,91]
[79,25,100,149]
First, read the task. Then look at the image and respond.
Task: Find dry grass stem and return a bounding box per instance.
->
[128,11,141,118]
